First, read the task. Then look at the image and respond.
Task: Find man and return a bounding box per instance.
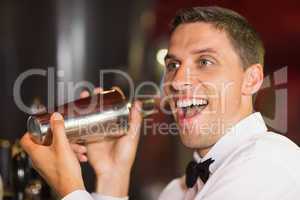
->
[20,6,300,200]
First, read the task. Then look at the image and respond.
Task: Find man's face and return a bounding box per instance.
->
[163,22,248,151]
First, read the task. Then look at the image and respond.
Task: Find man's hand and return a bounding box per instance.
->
[71,88,142,197]
[20,113,85,198]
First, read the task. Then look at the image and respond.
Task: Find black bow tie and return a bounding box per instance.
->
[185,158,215,188]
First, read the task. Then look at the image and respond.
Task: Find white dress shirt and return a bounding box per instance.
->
[62,190,128,200]
[63,112,300,200]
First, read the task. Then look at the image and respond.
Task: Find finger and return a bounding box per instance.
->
[117,101,142,156]
[93,87,103,94]
[74,151,88,162]
[79,154,88,162]
[127,101,143,141]
[80,87,103,98]
[70,143,87,154]
[20,132,41,155]
[50,112,69,147]
[80,90,90,98]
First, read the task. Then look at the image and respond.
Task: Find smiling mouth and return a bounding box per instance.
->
[176,98,209,120]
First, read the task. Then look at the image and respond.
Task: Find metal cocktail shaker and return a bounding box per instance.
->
[27,87,157,145]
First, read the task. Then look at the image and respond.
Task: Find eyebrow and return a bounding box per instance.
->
[191,48,218,55]
[164,48,219,62]
[164,53,178,62]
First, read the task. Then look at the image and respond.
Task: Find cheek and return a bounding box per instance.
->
[162,74,173,94]
[162,76,176,110]
[202,73,243,114]
[221,78,243,113]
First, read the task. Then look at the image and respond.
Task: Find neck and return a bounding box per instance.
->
[197,147,211,158]
[196,104,254,158]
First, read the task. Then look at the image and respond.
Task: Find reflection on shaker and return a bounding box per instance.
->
[27,87,158,145]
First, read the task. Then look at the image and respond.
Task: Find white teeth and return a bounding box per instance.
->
[176,98,208,108]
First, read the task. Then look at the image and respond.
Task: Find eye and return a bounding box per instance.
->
[165,62,180,71]
[199,59,214,66]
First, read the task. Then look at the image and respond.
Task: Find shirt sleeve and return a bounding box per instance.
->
[62,190,94,200]
[61,190,128,200]
[158,177,186,200]
[91,193,128,200]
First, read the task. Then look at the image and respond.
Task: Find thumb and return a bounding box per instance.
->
[50,112,69,147]
[117,101,142,158]
[127,101,143,142]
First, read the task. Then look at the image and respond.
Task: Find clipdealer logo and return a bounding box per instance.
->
[12,66,288,136]
[259,66,288,134]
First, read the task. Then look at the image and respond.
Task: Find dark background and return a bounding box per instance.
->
[0,0,299,199]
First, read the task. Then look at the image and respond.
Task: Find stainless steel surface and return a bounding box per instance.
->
[27,102,131,144]
[27,84,158,145]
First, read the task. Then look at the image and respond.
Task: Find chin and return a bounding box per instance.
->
[179,132,202,149]
[179,129,218,151]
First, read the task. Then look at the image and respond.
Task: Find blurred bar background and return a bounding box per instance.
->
[0,0,299,199]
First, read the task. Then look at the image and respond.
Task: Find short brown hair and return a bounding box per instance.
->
[171,6,265,68]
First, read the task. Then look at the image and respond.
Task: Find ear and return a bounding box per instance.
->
[241,64,264,96]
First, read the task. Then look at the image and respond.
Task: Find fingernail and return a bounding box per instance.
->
[82,90,89,95]
[81,156,88,162]
[81,146,87,152]
[134,101,142,110]
[52,112,63,121]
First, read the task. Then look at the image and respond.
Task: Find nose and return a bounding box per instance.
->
[170,65,193,91]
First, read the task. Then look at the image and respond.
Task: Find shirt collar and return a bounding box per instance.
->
[193,112,267,174]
